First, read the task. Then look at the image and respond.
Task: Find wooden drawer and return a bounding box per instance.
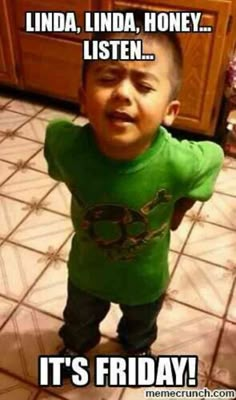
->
[19,32,82,101]
[14,0,100,41]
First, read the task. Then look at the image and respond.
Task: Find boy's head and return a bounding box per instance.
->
[80,9,183,160]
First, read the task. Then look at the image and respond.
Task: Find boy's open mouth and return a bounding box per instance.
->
[106,110,136,124]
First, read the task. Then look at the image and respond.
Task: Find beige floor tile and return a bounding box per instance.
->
[215,168,236,197]
[152,300,222,377]
[37,107,76,121]
[0,160,15,185]
[24,259,68,318]
[10,209,73,253]
[16,118,48,143]
[43,183,71,215]
[223,156,236,170]
[211,322,236,388]
[0,135,42,163]
[0,242,48,300]
[200,192,236,229]
[30,149,49,173]
[184,222,236,268]
[73,116,89,126]
[0,94,12,108]
[100,303,122,339]
[168,255,233,317]
[0,305,62,383]
[0,371,38,400]
[0,196,28,238]
[0,168,56,203]
[170,217,194,252]
[6,99,44,116]
[0,296,17,327]
[0,110,30,132]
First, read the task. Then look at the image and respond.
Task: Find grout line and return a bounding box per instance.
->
[175,251,236,273]
[4,107,44,118]
[118,387,127,400]
[32,391,41,400]
[19,302,64,323]
[0,368,39,394]
[214,189,236,199]
[0,237,49,256]
[166,296,233,322]
[0,367,70,400]
[0,99,14,109]
[208,378,236,390]
[193,218,236,232]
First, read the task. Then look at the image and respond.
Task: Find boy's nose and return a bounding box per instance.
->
[111,80,133,103]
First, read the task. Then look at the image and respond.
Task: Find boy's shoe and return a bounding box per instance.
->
[126,347,153,356]
[126,347,157,389]
[48,347,82,382]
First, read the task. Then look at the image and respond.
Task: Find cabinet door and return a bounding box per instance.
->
[19,33,82,102]
[100,0,232,134]
[14,0,99,41]
[0,0,18,84]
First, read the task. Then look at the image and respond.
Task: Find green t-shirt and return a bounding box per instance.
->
[44,120,224,305]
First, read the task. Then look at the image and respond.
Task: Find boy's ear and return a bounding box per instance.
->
[162,100,180,126]
[78,87,87,116]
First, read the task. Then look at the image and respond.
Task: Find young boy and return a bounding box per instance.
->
[44,9,224,377]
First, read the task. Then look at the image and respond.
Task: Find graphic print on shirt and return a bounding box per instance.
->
[69,186,172,261]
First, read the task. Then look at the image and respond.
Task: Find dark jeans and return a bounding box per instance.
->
[59,279,165,353]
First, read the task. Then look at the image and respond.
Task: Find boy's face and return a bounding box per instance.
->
[80,37,180,159]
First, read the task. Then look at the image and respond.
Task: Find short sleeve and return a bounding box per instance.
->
[184,141,224,201]
[44,120,64,181]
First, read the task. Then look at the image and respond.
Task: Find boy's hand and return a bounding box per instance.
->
[171,198,196,230]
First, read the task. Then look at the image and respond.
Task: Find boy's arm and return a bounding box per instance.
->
[170,198,196,230]
[44,120,64,182]
[170,141,224,230]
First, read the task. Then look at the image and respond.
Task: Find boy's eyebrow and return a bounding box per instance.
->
[131,70,160,83]
[93,63,159,83]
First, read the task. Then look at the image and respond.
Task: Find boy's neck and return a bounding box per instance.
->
[94,133,159,161]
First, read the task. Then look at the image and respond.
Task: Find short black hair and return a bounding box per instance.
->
[81,8,183,100]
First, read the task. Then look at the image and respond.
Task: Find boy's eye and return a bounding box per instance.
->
[136,83,154,93]
[98,75,117,83]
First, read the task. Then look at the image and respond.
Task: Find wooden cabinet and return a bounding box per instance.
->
[9,0,100,102]
[101,0,236,134]
[0,0,18,84]
[1,0,236,135]
[19,33,83,102]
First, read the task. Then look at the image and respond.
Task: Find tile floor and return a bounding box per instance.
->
[0,92,236,399]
